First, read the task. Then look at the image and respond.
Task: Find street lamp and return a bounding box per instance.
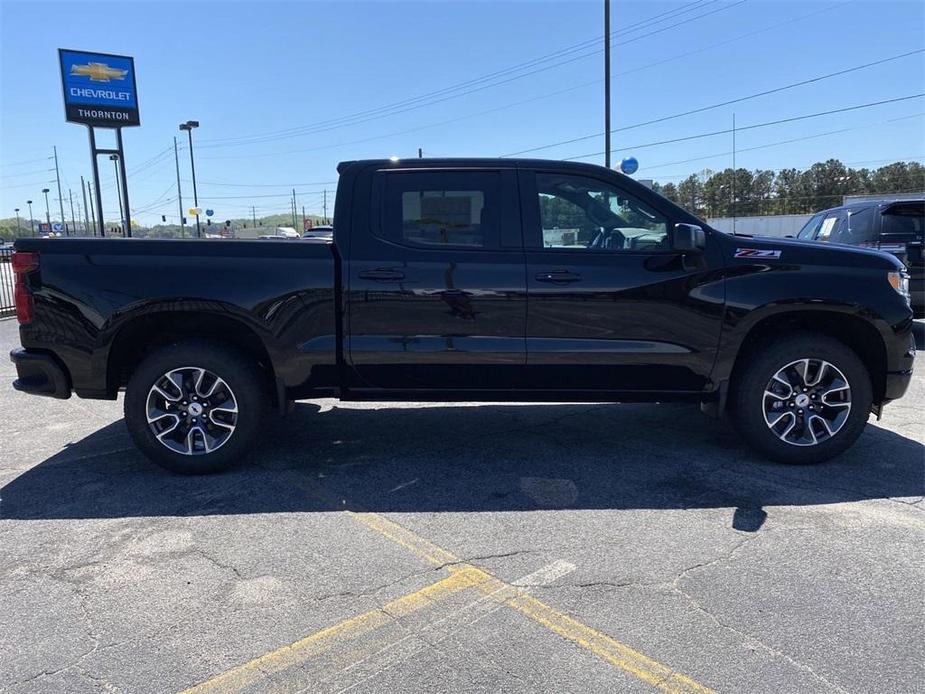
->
[110,154,125,234]
[26,200,34,235]
[41,188,51,226]
[14,208,21,235]
[179,120,201,237]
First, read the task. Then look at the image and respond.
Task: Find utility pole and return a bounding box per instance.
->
[54,146,66,229]
[323,189,327,223]
[68,189,76,235]
[86,180,97,236]
[604,0,611,169]
[174,136,185,237]
[252,206,257,229]
[418,148,423,159]
[302,205,306,231]
[732,112,737,234]
[291,189,297,229]
[81,176,91,235]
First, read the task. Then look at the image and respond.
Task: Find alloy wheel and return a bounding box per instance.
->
[146,366,238,455]
[762,358,851,447]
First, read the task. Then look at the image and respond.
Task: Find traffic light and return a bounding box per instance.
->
[225,220,231,227]
[207,218,212,226]
[161,215,167,223]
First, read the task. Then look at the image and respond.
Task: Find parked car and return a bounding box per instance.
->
[0,242,12,261]
[10,158,916,473]
[796,199,923,317]
[302,225,334,242]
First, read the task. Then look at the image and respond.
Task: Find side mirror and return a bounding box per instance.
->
[671,223,706,252]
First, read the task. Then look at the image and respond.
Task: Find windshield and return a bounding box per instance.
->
[797,212,825,239]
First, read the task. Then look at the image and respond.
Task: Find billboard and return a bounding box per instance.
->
[59,49,139,127]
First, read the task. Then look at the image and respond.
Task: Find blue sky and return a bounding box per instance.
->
[1,0,923,226]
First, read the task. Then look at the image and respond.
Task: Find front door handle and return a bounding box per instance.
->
[535,271,581,284]
[359,268,406,281]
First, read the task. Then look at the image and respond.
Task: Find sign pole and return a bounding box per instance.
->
[116,128,132,237]
[88,127,105,236]
[60,48,140,238]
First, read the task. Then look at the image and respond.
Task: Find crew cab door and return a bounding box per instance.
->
[519,168,724,393]
[346,167,526,390]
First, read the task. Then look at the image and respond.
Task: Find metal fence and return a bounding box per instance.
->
[0,247,14,318]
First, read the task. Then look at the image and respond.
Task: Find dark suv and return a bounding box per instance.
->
[797,199,924,316]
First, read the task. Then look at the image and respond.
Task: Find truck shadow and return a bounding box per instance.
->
[2,401,922,524]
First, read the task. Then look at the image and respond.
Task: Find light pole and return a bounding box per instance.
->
[41,189,51,230]
[110,154,125,234]
[179,121,201,237]
[604,0,611,169]
[27,200,34,235]
[14,208,21,235]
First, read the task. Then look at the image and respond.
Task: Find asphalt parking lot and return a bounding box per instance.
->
[1,317,923,694]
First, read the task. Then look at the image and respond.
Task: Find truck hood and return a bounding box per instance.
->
[721,232,904,271]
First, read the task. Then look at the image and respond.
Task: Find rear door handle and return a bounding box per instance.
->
[359,268,406,281]
[535,271,581,283]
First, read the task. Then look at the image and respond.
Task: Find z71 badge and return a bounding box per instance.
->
[735,248,782,259]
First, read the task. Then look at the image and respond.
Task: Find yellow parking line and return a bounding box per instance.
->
[347,505,716,694]
[506,592,715,694]
[180,566,488,694]
[200,473,716,694]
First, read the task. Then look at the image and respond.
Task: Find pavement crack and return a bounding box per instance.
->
[671,536,851,694]
[191,547,245,580]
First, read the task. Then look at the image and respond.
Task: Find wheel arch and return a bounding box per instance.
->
[724,310,888,407]
[106,310,279,402]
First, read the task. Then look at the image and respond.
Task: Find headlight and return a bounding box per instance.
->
[888,271,910,301]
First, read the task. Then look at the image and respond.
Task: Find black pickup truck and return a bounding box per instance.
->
[10,158,916,473]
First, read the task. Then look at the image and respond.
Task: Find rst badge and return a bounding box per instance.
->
[735,248,782,259]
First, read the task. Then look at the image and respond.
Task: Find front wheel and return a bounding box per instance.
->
[731,333,873,465]
[124,340,268,474]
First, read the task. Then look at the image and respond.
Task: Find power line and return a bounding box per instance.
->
[199,2,847,162]
[198,0,715,147]
[197,179,337,188]
[557,94,925,161]
[0,168,54,179]
[642,113,924,172]
[502,48,925,157]
[197,0,749,150]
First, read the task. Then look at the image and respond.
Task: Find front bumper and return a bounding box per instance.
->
[10,349,71,399]
[883,369,913,402]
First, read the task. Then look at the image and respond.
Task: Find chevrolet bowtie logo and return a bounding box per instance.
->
[70,62,128,82]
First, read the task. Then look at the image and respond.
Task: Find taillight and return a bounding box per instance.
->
[12,251,39,324]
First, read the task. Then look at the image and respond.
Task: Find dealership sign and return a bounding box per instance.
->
[59,49,140,127]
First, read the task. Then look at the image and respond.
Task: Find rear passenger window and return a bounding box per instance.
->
[383,171,500,249]
[882,203,924,240]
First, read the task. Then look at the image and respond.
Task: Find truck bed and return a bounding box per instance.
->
[14,237,338,400]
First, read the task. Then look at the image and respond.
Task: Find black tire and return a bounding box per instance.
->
[731,332,872,465]
[124,340,268,474]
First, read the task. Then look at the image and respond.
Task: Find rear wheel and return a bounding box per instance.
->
[124,340,268,474]
[731,333,872,464]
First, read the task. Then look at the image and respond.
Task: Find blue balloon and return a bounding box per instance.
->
[620,157,639,175]
[205,209,214,217]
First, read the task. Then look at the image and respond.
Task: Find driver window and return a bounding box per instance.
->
[536,173,668,251]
